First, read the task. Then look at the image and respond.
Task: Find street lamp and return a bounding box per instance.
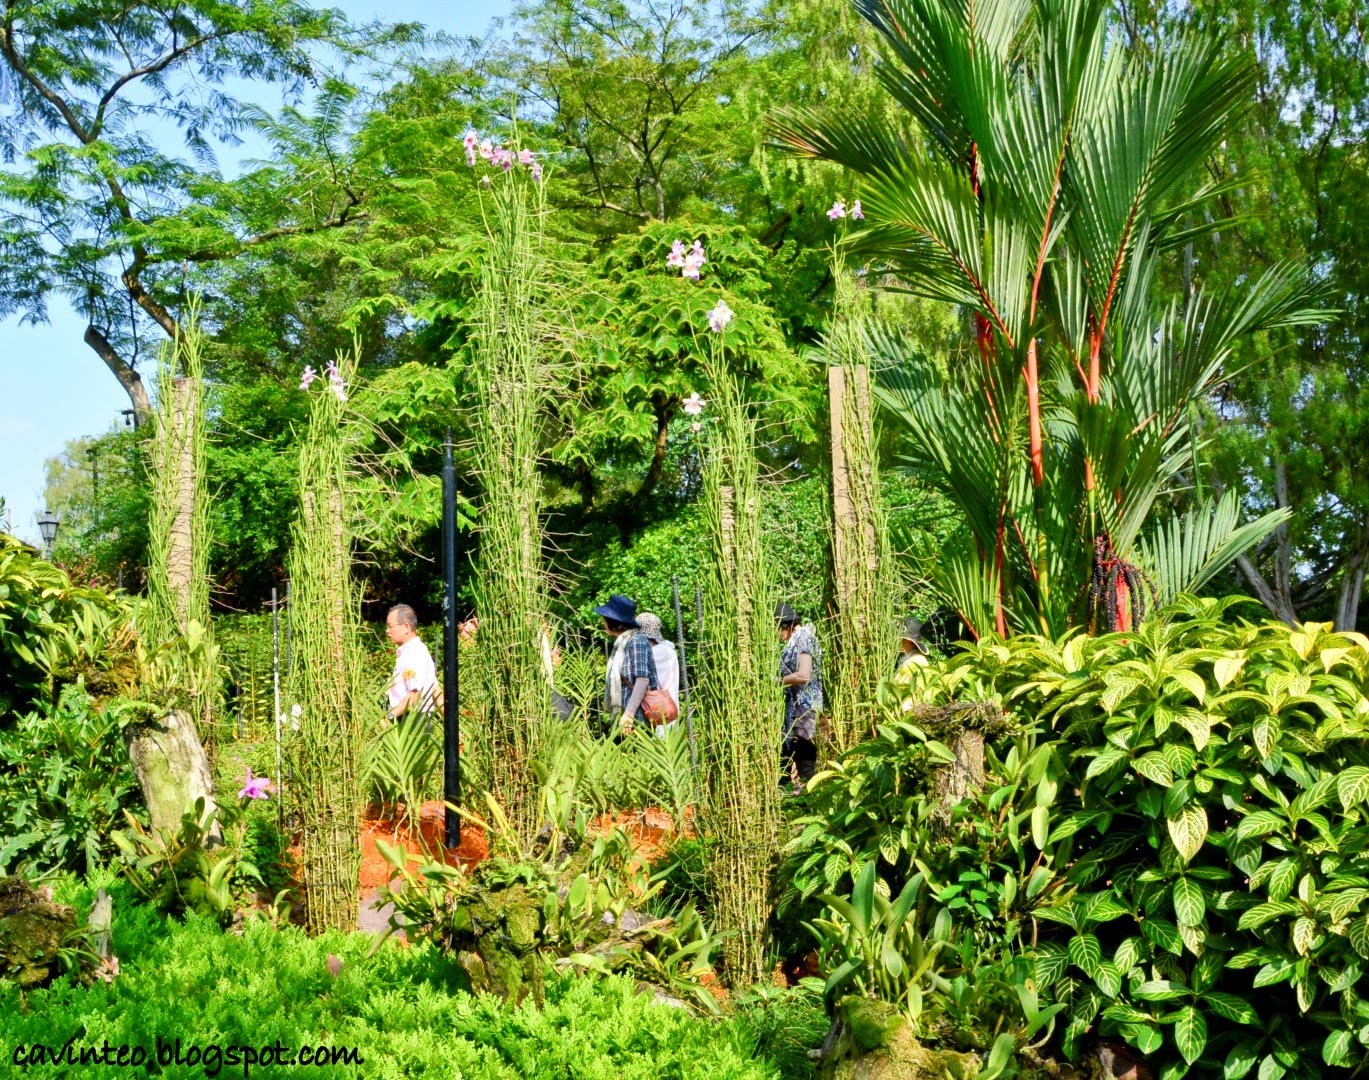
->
[36,510,59,559]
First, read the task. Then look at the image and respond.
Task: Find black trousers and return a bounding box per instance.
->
[782,734,818,783]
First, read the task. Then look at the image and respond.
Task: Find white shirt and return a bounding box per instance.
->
[650,640,680,738]
[388,635,438,712]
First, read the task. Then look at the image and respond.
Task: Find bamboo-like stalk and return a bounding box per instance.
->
[698,342,780,986]
[826,267,896,753]
[287,348,365,934]
[469,171,554,844]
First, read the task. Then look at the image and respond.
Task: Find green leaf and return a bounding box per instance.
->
[1031,804,1050,850]
[1256,1054,1286,1080]
[1235,810,1286,841]
[1350,915,1369,958]
[1323,1029,1353,1067]
[1238,902,1301,931]
[1133,979,1190,1001]
[1095,961,1123,997]
[1213,655,1246,690]
[1223,1043,1258,1079]
[1174,1005,1207,1065]
[1252,714,1280,759]
[1252,958,1295,987]
[1206,992,1258,1025]
[1168,801,1208,863]
[1134,751,1175,786]
[1104,1003,1154,1024]
[1034,943,1070,985]
[1267,860,1298,902]
[1131,1023,1163,1055]
[1141,917,1184,956]
[1338,767,1369,810]
[1173,878,1206,927]
[1069,932,1102,976]
[1087,746,1129,779]
[1168,669,1207,703]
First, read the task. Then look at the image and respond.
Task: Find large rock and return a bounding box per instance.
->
[814,997,984,1080]
[0,877,77,988]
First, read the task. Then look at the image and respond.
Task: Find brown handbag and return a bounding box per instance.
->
[641,689,679,726]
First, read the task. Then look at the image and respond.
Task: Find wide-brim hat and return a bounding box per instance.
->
[775,602,799,626]
[900,616,928,655]
[593,594,639,627]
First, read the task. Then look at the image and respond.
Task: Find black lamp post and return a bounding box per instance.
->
[441,432,461,848]
[36,511,59,559]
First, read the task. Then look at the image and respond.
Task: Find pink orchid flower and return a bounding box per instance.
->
[238,767,272,800]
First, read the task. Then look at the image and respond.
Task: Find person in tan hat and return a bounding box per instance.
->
[636,612,679,736]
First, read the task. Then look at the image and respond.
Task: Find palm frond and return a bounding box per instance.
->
[1136,491,1291,606]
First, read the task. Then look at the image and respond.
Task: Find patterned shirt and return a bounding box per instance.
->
[780,623,823,734]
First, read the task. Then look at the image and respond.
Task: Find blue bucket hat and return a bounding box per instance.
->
[593,594,639,628]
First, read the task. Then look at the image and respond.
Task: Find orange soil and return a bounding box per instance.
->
[287,802,690,901]
[357,801,489,891]
[587,805,695,862]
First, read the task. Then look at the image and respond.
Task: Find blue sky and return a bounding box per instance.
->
[0,0,510,543]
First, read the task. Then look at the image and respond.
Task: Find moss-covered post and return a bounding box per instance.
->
[130,314,220,840]
[825,266,895,754]
[698,311,781,986]
[288,347,365,934]
[468,153,555,845]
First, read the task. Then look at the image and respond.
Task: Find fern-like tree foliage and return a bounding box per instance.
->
[772,0,1325,638]
[287,348,366,934]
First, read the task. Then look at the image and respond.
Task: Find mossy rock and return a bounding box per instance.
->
[500,885,543,951]
[846,997,908,1051]
[814,997,983,1080]
[0,876,77,989]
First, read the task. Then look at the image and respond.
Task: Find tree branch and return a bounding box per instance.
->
[84,324,152,427]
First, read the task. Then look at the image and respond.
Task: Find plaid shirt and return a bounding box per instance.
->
[612,631,659,720]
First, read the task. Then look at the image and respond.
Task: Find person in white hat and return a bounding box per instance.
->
[636,612,679,737]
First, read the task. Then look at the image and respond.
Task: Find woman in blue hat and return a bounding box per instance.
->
[593,594,658,736]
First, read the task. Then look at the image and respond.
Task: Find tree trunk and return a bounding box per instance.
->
[638,398,673,501]
[84,324,151,428]
[1335,514,1369,632]
[124,709,222,843]
[1215,462,1297,625]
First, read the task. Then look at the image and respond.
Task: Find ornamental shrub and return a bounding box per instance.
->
[791,596,1369,1078]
